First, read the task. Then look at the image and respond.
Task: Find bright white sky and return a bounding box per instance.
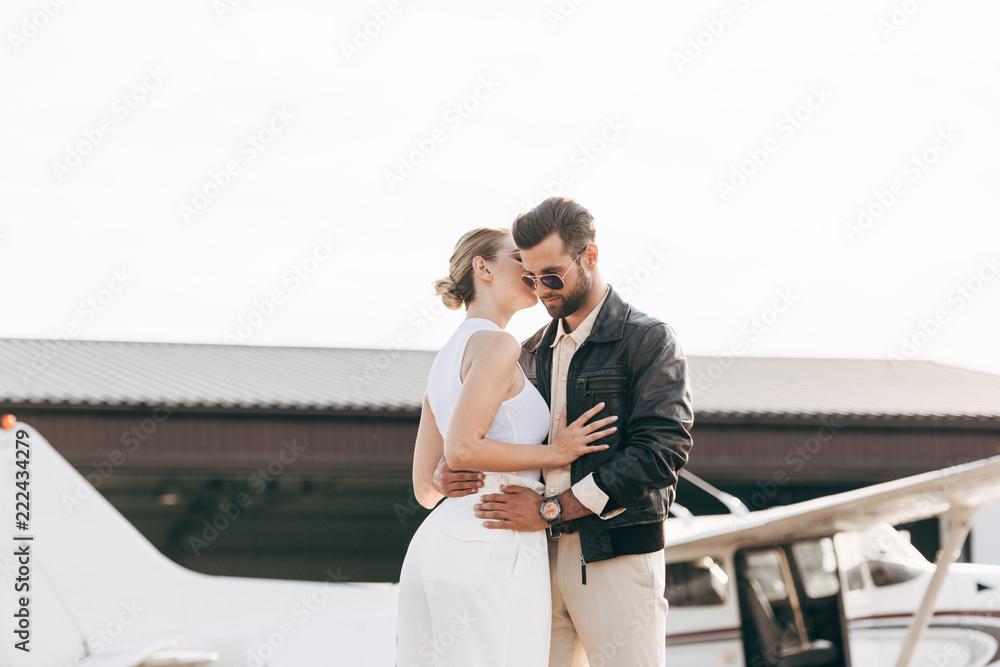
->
[2,0,998,376]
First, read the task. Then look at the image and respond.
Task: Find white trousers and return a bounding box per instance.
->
[548,532,668,667]
[396,473,551,667]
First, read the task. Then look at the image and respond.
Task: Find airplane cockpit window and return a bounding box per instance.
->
[792,538,840,599]
[664,556,728,606]
[834,522,930,591]
[845,564,864,592]
[743,549,788,602]
[869,557,925,587]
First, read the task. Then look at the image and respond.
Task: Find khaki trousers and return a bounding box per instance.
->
[547,531,668,667]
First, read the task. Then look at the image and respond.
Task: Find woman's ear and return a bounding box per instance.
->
[471,256,492,281]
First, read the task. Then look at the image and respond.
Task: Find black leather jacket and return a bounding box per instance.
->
[519,284,694,564]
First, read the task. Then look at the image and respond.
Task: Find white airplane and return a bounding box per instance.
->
[663,465,1000,667]
[3,416,1000,667]
[0,419,398,667]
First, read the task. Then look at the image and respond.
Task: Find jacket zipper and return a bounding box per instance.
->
[570,345,589,586]
[582,376,625,395]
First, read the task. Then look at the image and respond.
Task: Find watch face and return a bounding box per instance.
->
[541,500,560,522]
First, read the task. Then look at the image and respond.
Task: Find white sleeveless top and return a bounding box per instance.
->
[427,317,551,481]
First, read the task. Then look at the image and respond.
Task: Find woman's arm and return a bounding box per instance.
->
[412,392,486,508]
[444,331,615,472]
[412,392,447,509]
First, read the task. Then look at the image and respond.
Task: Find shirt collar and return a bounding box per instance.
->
[550,285,611,348]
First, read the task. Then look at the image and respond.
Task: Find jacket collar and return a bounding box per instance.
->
[529,283,630,352]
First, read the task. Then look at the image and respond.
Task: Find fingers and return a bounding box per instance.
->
[478,493,508,504]
[586,426,618,442]
[573,401,606,425]
[580,416,618,437]
[474,501,508,512]
[447,472,485,482]
[447,482,483,492]
[482,520,508,529]
[445,487,479,497]
[443,472,483,496]
[445,475,484,489]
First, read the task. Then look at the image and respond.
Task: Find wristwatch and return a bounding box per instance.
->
[539,497,562,524]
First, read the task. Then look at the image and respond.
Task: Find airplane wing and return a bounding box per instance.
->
[664,453,1000,560]
[667,455,1000,667]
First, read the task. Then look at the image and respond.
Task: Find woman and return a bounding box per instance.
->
[396,227,617,667]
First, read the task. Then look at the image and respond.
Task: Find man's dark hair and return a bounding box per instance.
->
[511,197,596,255]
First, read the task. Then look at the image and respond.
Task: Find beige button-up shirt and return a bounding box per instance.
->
[543,285,624,519]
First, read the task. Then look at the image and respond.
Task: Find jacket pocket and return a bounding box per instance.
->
[578,365,627,404]
[583,376,626,393]
[578,368,628,456]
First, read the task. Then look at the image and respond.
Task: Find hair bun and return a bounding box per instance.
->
[432,275,464,310]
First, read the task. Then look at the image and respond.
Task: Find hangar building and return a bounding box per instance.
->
[1,337,998,582]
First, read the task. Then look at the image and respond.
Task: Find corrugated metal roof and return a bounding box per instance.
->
[687,356,1000,422]
[0,338,433,413]
[1,338,998,422]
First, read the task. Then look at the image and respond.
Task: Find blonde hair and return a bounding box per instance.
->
[433,227,510,310]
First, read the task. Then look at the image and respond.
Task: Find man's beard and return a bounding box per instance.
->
[544,269,592,320]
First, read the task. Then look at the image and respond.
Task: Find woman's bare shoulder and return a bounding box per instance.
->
[465,329,521,365]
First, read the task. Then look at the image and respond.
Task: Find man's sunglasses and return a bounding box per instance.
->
[519,249,585,291]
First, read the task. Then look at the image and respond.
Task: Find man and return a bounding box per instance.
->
[434,196,694,666]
